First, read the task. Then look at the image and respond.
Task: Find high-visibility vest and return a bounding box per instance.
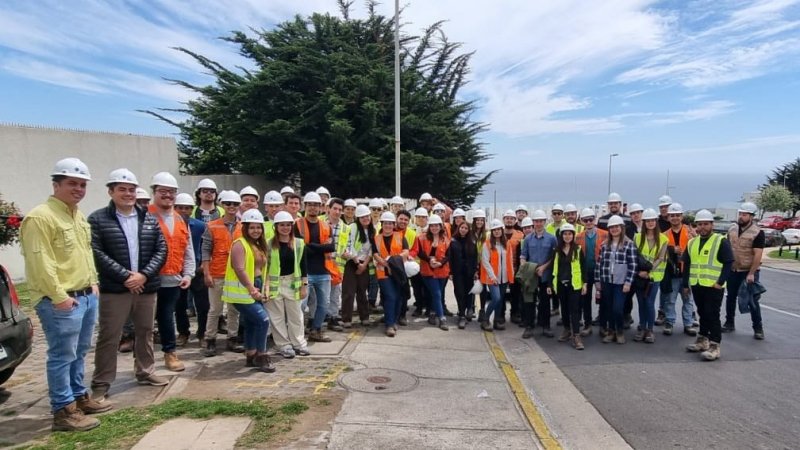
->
[480,240,515,285]
[419,235,450,278]
[263,220,275,242]
[347,225,377,276]
[207,218,242,278]
[688,233,725,288]
[546,220,565,236]
[664,225,690,272]
[192,205,225,222]
[552,246,583,293]
[222,237,263,304]
[334,221,351,275]
[374,232,404,280]
[634,233,668,282]
[149,206,190,276]
[296,218,342,285]
[267,238,305,300]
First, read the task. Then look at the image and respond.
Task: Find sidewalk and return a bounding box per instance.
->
[761,247,800,273]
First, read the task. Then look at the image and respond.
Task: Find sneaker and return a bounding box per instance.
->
[633,330,644,342]
[227,338,245,353]
[360,320,371,328]
[52,402,100,432]
[294,347,311,356]
[663,323,674,335]
[686,336,709,352]
[280,347,296,359]
[573,335,585,350]
[558,328,572,342]
[701,342,721,361]
[542,328,554,338]
[684,326,698,337]
[398,316,408,326]
[493,321,506,331]
[480,321,493,332]
[164,352,185,372]
[655,311,665,326]
[467,309,475,321]
[457,317,467,329]
[137,373,170,386]
[327,319,344,332]
[616,333,626,344]
[602,331,616,344]
[722,321,735,333]
[438,317,449,331]
[754,329,765,340]
[342,321,353,329]
[308,330,332,342]
[580,325,593,337]
[385,326,396,337]
[76,393,112,414]
[522,327,534,339]
[176,333,190,347]
[644,330,655,344]
[203,339,217,357]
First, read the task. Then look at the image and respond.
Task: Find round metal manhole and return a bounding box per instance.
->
[339,368,419,394]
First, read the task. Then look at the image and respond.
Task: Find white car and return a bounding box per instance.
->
[781,228,800,245]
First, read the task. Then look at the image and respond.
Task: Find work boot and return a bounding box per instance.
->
[227,337,245,353]
[438,317,449,331]
[164,352,185,372]
[644,330,655,344]
[342,321,353,329]
[663,323,674,335]
[118,337,134,353]
[522,327,534,339]
[398,316,408,326]
[477,309,485,324]
[616,332,626,344]
[255,354,276,373]
[602,331,616,344]
[385,326,396,337]
[686,336,710,352]
[427,314,437,325]
[327,317,344,332]
[655,311,665,326]
[467,309,475,321]
[52,402,100,432]
[203,339,217,357]
[176,333,189,347]
[633,329,645,342]
[701,342,721,361]
[684,326,698,337]
[246,353,256,367]
[558,328,572,342]
[458,317,467,329]
[580,324,593,337]
[137,373,170,386]
[76,393,112,414]
[573,335,585,350]
[493,321,506,331]
[308,330,332,342]
[480,321,493,332]
[722,320,735,333]
[754,328,765,340]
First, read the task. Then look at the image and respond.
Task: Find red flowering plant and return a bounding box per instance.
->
[0,194,23,248]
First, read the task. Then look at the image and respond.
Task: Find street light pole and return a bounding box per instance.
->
[393,0,401,197]
[607,153,619,194]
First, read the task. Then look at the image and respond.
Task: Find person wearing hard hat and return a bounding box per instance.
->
[239,186,260,216]
[520,217,534,237]
[575,208,608,337]
[598,193,636,239]
[657,195,673,232]
[452,208,467,228]
[389,196,405,215]
[365,200,388,315]
[628,203,644,234]
[193,178,223,223]
[450,219,478,329]
[372,212,410,337]
[549,223,588,350]
[280,186,295,203]
[316,187,331,220]
[326,198,349,332]
[174,193,209,347]
[147,172,196,372]
[21,158,107,431]
[519,209,557,338]
[261,190,284,241]
[410,207,432,316]
[563,204,583,234]
[341,205,375,328]
[682,210,735,361]
[201,190,244,356]
[135,187,151,209]
[632,209,668,343]
[471,209,489,321]
[394,209,418,325]
[294,191,338,342]
[418,214,451,331]
[515,204,529,223]
[432,203,450,236]
[658,202,699,336]
[368,198,384,225]
[342,199,358,225]
[723,202,766,339]
[221,209,276,372]
[545,204,566,237]
[413,207,429,233]
[501,210,524,324]
[418,193,434,212]
[284,192,302,218]
[594,215,637,344]
[480,219,516,331]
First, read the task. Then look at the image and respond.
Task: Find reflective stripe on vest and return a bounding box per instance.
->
[222,237,261,304]
[552,246,583,293]
[267,238,304,300]
[688,233,725,287]
[634,233,668,282]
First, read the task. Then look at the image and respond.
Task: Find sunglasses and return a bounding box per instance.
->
[200,189,216,194]
[222,202,240,207]
[582,218,595,223]
[553,212,563,215]
[370,208,382,211]
[155,189,177,196]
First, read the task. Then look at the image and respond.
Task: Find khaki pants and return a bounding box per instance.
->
[206,278,240,340]
[265,276,307,350]
[92,292,156,386]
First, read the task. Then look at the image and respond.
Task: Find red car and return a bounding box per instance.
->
[777,217,800,231]
[758,216,785,230]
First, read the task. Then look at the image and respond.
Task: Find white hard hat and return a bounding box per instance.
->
[390,196,404,205]
[738,202,758,215]
[136,187,151,200]
[367,198,383,209]
[380,212,396,222]
[607,192,623,203]
[404,260,421,277]
[472,209,486,219]
[241,209,265,224]
[280,186,294,194]
[531,209,547,220]
[516,204,528,213]
[239,186,259,201]
[607,215,625,228]
[196,178,217,191]
[658,195,673,206]
[520,217,533,227]
[642,208,658,220]
[564,203,578,213]
[428,214,443,225]
[52,157,91,180]
[355,205,371,218]
[560,223,576,233]
[489,219,503,230]
[419,192,433,202]
[628,203,644,213]
[150,171,179,189]
[414,207,429,217]
[452,208,466,217]
[106,168,139,186]
[433,203,446,212]
[552,203,564,212]
[175,193,195,206]
[218,190,242,204]
[344,199,358,208]
[273,211,294,223]
[667,203,683,214]
[263,190,283,205]
[303,192,322,204]
[316,186,330,196]
[503,209,515,218]
[580,207,596,218]
[695,209,714,222]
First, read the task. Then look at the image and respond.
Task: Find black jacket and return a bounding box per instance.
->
[88,202,167,294]
[450,236,478,279]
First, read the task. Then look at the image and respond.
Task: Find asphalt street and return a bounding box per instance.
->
[534,267,799,449]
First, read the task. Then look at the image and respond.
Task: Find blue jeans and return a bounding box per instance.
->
[423,277,446,319]
[233,302,269,353]
[487,283,507,323]
[660,277,694,327]
[35,293,98,413]
[308,274,331,330]
[378,278,401,327]
[601,283,626,332]
[636,281,659,330]
[725,270,762,330]
[156,286,181,353]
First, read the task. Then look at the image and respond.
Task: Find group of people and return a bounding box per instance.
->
[20,157,767,433]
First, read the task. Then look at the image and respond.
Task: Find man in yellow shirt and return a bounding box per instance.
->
[20,158,110,432]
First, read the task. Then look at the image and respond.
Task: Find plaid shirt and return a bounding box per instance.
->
[594,238,638,285]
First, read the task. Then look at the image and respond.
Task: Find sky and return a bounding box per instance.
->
[1,0,799,209]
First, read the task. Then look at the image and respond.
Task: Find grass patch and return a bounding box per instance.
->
[768,249,800,261]
[23,398,309,450]
[14,281,33,314]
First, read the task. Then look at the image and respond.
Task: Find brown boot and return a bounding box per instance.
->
[255,354,276,373]
[573,335,585,350]
[308,330,332,343]
[164,352,185,372]
[558,328,572,342]
[76,393,112,414]
[176,333,190,347]
[686,336,709,353]
[118,337,134,353]
[602,331,616,344]
[52,402,100,432]
[701,342,721,361]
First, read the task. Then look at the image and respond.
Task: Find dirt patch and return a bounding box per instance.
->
[267,394,345,450]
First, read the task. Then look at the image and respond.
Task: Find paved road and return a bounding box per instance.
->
[534,268,800,449]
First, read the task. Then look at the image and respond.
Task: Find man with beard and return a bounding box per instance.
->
[723,202,765,339]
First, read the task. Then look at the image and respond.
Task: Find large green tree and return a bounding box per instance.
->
[756,184,797,217]
[766,157,800,215]
[146,1,493,206]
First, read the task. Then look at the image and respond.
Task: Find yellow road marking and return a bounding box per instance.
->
[484,331,562,450]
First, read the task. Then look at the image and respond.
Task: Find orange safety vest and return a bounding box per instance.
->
[480,239,515,285]
[576,228,608,264]
[664,225,690,271]
[149,206,190,276]
[374,232,404,280]
[419,235,450,278]
[296,218,342,285]
[208,218,242,278]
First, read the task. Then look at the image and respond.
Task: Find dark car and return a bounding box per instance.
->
[763,228,785,247]
[0,264,33,386]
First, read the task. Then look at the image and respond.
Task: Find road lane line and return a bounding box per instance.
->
[762,304,800,319]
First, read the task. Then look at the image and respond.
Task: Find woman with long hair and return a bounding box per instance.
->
[341,205,375,328]
[480,219,515,332]
[450,221,478,329]
[633,209,667,343]
[372,212,409,337]
[471,209,488,322]
[549,224,588,350]
[418,215,451,330]
[594,215,638,344]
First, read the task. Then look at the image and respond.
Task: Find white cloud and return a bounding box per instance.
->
[646,100,737,124]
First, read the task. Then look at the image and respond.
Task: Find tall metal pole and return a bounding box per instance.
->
[607,153,619,194]
[394,0,401,197]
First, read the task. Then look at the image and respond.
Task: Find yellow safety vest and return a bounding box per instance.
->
[688,233,725,288]
[634,233,668,282]
[552,246,583,293]
[263,220,275,242]
[222,237,264,304]
[267,238,305,300]
[335,221,351,275]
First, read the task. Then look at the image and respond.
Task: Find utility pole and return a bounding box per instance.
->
[607,153,619,194]
[393,0,401,197]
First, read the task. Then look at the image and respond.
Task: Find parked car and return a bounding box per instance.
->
[782,228,800,245]
[777,217,800,231]
[764,228,786,247]
[758,216,785,230]
[0,264,33,386]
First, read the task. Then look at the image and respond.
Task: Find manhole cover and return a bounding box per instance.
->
[339,368,418,394]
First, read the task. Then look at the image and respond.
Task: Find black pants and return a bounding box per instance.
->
[176,286,191,336]
[452,272,472,317]
[341,261,370,322]
[190,272,210,339]
[624,289,635,318]
[508,282,522,318]
[522,281,551,329]
[410,274,430,311]
[557,282,582,334]
[692,285,724,343]
[581,271,596,325]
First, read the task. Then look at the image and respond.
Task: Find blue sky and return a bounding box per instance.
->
[1,0,799,207]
